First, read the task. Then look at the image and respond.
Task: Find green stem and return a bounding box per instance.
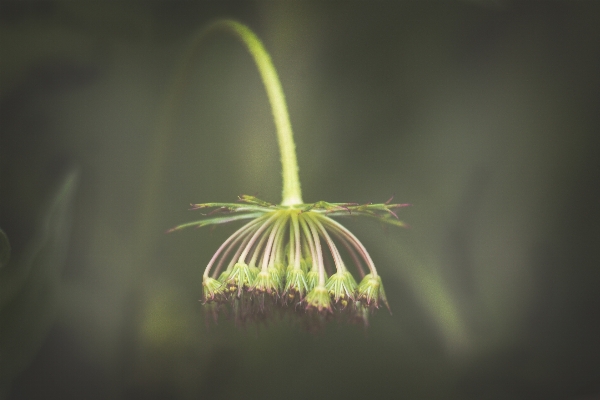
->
[137,19,303,260]
[209,20,303,206]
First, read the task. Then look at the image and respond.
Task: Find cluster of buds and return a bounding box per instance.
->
[170,196,409,329]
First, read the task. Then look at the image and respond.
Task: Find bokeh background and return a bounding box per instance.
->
[1,2,600,399]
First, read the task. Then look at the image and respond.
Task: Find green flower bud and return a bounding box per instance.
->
[325,271,358,308]
[283,267,309,302]
[225,262,259,297]
[356,273,390,311]
[202,277,225,303]
[250,266,282,296]
[305,286,332,314]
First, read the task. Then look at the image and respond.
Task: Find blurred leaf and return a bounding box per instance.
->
[0,169,78,394]
[0,229,9,269]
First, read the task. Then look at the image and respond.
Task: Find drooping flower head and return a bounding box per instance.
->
[169,195,409,329]
[165,19,411,330]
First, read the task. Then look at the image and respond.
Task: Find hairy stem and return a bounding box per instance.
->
[143,19,304,243]
[208,20,303,206]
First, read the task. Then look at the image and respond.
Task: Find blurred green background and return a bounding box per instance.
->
[1,1,599,399]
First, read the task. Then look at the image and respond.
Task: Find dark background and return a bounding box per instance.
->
[1,1,599,399]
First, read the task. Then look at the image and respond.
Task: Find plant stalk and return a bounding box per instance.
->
[209,20,303,206]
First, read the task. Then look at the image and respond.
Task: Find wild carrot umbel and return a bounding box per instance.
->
[168,20,410,329]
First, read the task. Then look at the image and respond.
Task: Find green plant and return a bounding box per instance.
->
[169,20,409,329]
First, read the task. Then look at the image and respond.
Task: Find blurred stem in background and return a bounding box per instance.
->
[0,171,79,396]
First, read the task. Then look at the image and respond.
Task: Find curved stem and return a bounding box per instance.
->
[139,20,303,264]
[248,222,273,268]
[321,217,378,278]
[304,217,326,287]
[307,214,346,274]
[208,20,303,206]
[291,211,302,269]
[238,212,279,263]
[203,216,265,278]
[260,214,285,271]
